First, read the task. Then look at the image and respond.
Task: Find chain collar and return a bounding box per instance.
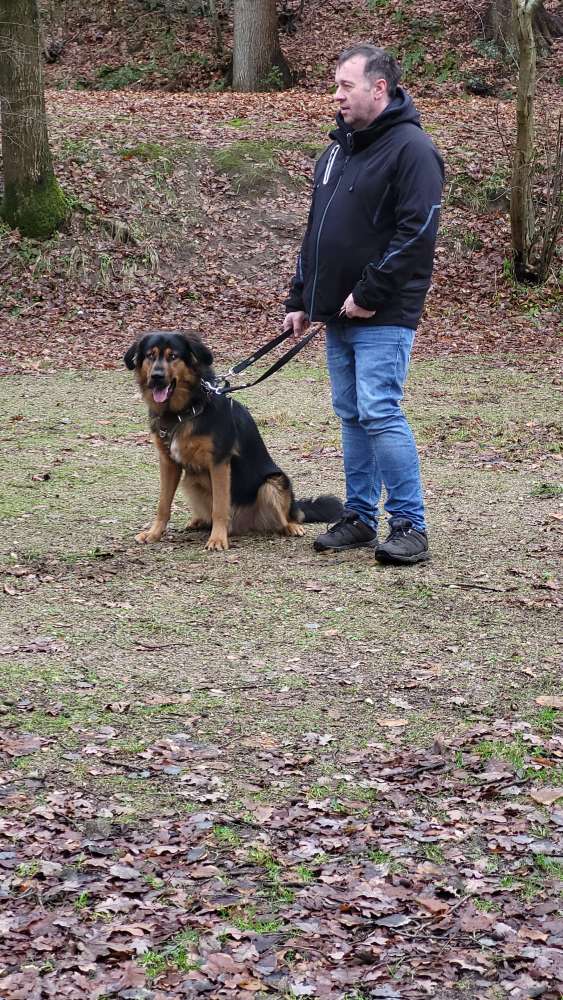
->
[150,400,206,449]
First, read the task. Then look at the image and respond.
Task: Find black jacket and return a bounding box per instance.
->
[285,88,444,329]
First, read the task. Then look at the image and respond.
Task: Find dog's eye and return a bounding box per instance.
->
[169,352,177,361]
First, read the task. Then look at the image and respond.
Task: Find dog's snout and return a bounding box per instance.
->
[149,366,166,384]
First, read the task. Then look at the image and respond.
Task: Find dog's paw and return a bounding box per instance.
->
[135,528,163,544]
[284,522,306,537]
[205,533,229,551]
[186,518,211,531]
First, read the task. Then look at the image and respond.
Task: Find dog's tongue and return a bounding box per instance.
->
[152,386,170,404]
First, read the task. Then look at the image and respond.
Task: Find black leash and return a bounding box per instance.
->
[203,325,320,397]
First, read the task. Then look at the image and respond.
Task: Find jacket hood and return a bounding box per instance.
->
[330,86,421,153]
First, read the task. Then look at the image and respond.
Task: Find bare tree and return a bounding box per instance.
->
[510,0,563,281]
[38,0,65,62]
[0,0,67,237]
[232,0,291,91]
[484,0,563,54]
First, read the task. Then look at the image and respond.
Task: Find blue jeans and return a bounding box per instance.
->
[325,323,426,533]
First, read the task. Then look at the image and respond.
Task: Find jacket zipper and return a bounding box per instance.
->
[309,154,350,320]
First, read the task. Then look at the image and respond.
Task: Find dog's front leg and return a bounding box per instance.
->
[205,461,231,551]
[136,449,181,544]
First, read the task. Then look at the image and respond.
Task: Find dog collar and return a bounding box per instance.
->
[151,401,206,447]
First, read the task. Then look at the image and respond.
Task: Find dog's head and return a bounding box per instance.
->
[124,331,214,411]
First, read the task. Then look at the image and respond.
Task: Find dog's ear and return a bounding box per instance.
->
[183,332,213,368]
[123,342,139,370]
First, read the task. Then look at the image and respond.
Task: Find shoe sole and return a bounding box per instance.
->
[374,549,431,565]
[314,538,378,553]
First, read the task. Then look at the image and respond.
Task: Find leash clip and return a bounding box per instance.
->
[202,377,229,397]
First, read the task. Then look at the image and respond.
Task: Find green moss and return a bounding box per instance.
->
[210,139,317,195]
[211,141,281,195]
[3,172,69,239]
[118,142,167,161]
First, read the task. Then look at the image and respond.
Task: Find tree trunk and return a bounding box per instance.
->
[510,0,540,280]
[38,0,65,62]
[0,0,68,238]
[484,0,563,54]
[208,0,223,57]
[232,0,291,91]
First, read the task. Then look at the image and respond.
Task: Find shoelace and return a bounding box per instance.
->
[387,523,413,540]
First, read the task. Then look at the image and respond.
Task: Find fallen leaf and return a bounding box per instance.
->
[416,896,450,915]
[535,695,563,709]
[529,786,563,805]
[109,865,142,880]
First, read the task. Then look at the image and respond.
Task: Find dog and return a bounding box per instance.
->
[124,331,344,551]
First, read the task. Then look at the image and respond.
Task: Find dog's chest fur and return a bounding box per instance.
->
[169,426,214,472]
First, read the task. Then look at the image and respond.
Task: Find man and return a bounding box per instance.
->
[284,45,444,565]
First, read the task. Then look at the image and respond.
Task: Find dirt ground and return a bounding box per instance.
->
[1,0,562,988]
[0,352,561,998]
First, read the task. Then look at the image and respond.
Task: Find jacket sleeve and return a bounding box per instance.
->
[285,245,307,313]
[352,140,444,312]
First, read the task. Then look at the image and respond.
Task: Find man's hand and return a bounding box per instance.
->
[283,310,309,336]
[340,293,376,319]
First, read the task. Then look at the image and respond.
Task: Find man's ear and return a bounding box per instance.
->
[123,342,138,370]
[183,332,213,368]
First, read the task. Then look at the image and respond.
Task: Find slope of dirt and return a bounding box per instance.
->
[43,0,563,97]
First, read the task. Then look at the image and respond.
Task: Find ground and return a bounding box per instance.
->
[0,1,562,995]
[0,353,561,998]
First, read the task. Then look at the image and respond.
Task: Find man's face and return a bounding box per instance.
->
[334,55,389,131]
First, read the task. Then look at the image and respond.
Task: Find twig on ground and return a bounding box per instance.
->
[436,582,519,592]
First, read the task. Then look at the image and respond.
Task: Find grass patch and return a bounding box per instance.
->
[95,62,154,90]
[476,736,528,770]
[140,929,200,980]
[446,165,510,211]
[423,844,446,864]
[530,482,563,499]
[225,906,283,934]
[213,824,242,846]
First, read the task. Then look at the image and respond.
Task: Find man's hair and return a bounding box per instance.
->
[337,45,401,97]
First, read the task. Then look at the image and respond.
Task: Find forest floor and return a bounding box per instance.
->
[0,354,561,999]
[0,2,562,997]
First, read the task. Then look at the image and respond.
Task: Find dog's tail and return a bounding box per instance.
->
[295,495,345,524]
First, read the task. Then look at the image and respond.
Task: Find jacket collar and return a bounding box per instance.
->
[330,87,421,153]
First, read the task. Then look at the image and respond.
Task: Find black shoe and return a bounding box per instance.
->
[313,512,378,552]
[375,518,430,565]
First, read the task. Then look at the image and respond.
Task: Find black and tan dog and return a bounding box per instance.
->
[124,331,344,551]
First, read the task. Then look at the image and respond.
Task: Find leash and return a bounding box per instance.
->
[202,324,320,397]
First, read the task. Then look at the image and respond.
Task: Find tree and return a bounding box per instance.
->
[232,0,291,92]
[510,0,563,281]
[0,0,68,238]
[38,0,66,63]
[484,0,563,54]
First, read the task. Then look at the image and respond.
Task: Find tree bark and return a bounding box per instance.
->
[38,0,65,62]
[484,0,563,54]
[0,0,68,237]
[232,0,291,91]
[510,0,540,280]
